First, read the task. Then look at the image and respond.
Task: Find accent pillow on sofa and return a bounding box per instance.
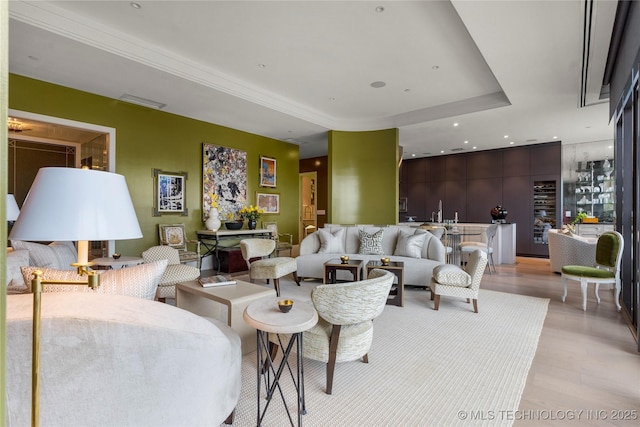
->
[11,240,77,270]
[393,229,427,259]
[6,250,29,294]
[317,228,346,253]
[20,260,168,300]
[433,264,471,287]
[358,229,385,255]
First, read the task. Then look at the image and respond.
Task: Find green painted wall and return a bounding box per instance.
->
[8,74,300,256]
[328,129,398,224]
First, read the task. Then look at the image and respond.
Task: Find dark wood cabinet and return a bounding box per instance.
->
[400,141,561,257]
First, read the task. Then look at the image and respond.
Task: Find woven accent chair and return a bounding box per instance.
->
[430,249,488,313]
[141,245,200,302]
[239,238,300,297]
[262,221,293,256]
[271,268,394,395]
[561,231,623,311]
[460,224,497,273]
[158,224,201,269]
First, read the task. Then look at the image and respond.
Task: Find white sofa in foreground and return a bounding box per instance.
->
[297,224,446,287]
[6,293,241,426]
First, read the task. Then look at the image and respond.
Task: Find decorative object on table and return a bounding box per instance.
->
[490,205,508,222]
[571,211,588,225]
[340,255,350,264]
[202,143,247,222]
[259,155,277,187]
[152,169,188,216]
[205,193,222,231]
[8,167,142,427]
[112,253,121,260]
[198,274,236,287]
[239,205,264,230]
[256,192,280,214]
[225,220,244,230]
[278,299,294,313]
[380,257,390,266]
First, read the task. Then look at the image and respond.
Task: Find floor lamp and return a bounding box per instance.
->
[8,167,143,427]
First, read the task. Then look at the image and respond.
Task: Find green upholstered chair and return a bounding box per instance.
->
[561,231,623,311]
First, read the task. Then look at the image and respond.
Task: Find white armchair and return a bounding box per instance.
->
[272,269,394,394]
[547,229,597,274]
[142,246,200,301]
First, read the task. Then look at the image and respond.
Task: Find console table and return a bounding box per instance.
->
[197,229,273,273]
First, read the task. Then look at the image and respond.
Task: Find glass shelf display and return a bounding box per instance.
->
[533,180,556,245]
[564,159,615,223]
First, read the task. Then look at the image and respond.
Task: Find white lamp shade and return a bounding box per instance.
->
[6,194,20,221]
[9,168,142,241]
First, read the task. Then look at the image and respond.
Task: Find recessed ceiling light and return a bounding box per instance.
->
[553,136,558,139]
[329,97,336,101]
[608,145,613,149]
[375,6,385,13]
[412,154,416,157]
[258,64,266,68]
[453,123,459,127]
[504,135,508,138]
[464,140,468,144]
[472,146,477,149]
[432,65,440,70]
[130,2,142,9]
[370,81,386,88]
[509,141,514,145]
[440,150,445,154]
[404,89,411,92]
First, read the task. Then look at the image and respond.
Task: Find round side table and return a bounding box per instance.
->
[243,297,318,427]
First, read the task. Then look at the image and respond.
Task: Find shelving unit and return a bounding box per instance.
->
[564,159,615,223]
[533,180,557,245]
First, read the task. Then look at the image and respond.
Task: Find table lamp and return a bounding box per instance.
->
[6,194,20,222]
[8,167,143,427]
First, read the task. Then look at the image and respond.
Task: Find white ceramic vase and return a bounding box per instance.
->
[205,207,221,231]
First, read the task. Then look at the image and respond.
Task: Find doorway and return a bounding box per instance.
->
[299,171,317,242]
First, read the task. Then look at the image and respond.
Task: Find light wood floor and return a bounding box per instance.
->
[484,257,639,426]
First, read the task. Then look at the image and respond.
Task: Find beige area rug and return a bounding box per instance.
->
[226,276,549,427]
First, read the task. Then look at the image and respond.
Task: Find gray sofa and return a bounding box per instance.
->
[296,225,446,287]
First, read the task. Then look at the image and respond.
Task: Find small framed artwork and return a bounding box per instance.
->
[153,169,188,216]
[260,156,276,187]
[257,192,280,214]
[399,197,408,213]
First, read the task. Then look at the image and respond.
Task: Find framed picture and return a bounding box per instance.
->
[153,169,188,216]
[257,192,280,214]
[260,156,277,187]
[202,144,247,221]
[399,197,408,213]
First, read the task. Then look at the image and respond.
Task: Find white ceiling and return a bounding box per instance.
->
[8,0,618,159]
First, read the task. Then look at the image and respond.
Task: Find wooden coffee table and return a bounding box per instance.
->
[324,258,365,284]
[175,279,277,354]
[366,260,405,307]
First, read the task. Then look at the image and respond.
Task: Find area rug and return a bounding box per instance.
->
[226,278,549,427]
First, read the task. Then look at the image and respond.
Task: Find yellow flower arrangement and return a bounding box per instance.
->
[210,193,218,209]
[239,205,264,221]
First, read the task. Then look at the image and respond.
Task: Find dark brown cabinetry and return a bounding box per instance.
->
[399,142,561,257]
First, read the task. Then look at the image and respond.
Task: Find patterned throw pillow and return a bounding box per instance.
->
[433,264,471,287]
[20,260,168,300]
[317,228,346,253]
[11,240,77,270]
[358,229,385,255]
[393,229,427,258]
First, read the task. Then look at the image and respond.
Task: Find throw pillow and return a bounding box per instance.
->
[317,228,346,253]
[358,229,385,255]
[20,260,168,300]
[6,250,29,293]
[433,264,471,287]
[11,240,77,270]
[393,229,427,258]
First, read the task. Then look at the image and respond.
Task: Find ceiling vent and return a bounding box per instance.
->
[119,94,166,109]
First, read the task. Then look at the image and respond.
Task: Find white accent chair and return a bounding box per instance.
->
[239,238,299,297]
[561,231,624,311]
[262,221,293,256]
[547,229,597,273]
[460,224,497,273]
[271,268,395,394]
[141,245,200,301]
[430,249,488,313]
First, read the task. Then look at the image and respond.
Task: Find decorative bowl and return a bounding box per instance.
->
[380,257,390,266]
[225,221,243,230]
[340,255,349,264]
[278,299,294,313]
[112,253,121,260]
